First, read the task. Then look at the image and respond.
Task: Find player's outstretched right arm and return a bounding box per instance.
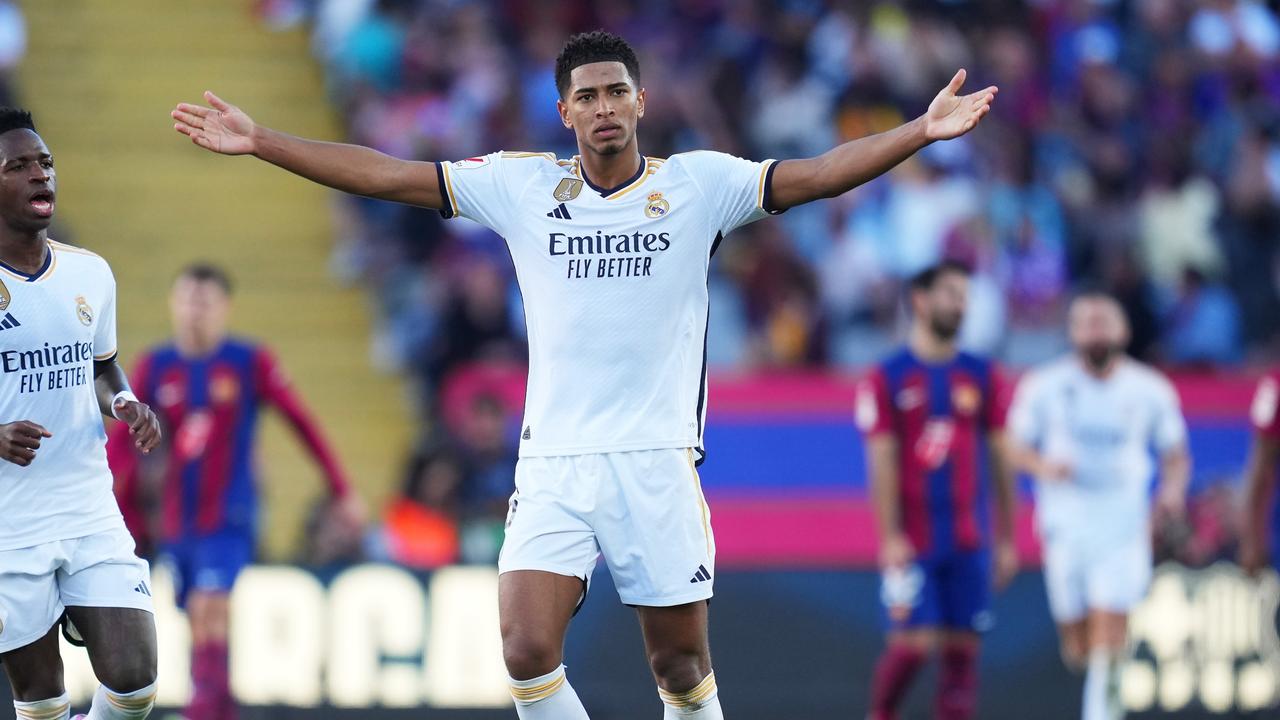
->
[0,420,52,467]
[172,91,444,209]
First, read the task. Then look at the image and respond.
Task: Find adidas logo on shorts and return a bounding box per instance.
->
[134,581,151,597]
[689,564,712,584]
[522,426,532,440]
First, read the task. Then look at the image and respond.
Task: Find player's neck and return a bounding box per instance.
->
[909,328,957,364]
[175,334,222,358]
[0,228,48,274]
[578,144,642,192]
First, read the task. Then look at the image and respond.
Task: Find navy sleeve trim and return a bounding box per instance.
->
[762,160,785,215]
[435,161,456,219]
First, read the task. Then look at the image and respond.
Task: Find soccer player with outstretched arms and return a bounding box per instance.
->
[171,30,996,719]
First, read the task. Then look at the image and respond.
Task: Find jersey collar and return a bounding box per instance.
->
[577,154,647,199]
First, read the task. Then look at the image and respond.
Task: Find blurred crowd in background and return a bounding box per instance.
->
[246,0,1280,568]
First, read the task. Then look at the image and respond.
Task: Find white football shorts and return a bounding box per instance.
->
[1042,531,1152,623]
[499,448,716,607]
[0,523,154,654]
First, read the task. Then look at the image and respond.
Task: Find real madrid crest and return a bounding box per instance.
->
[0,278,9,311]
[75,295,93,326]
[553,178,583,202]
[644,191,670,219]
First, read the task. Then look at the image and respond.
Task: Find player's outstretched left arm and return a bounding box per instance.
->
[768,69,997,211]
[94,359,161,454]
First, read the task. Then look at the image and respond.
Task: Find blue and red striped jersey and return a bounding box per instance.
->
[109,337,349,543]
[856,349,1008,556]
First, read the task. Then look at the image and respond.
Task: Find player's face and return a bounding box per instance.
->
[919,271,968,340]
[1069,297,1129,369]
[0,129,55,233]
[557,61,645,157]
[170,277,231,345]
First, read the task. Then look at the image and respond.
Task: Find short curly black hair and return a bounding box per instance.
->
[0,108,35,136]
[554,30,640,98]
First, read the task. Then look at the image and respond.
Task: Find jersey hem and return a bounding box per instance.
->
[621,587,714,607]
[0,514,125,553]
[517,437,699,458]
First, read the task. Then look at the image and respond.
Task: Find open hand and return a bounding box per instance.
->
[114,399,162,454]
[172,91,258,155]
[0,420,52,467]
[924,69,998,141]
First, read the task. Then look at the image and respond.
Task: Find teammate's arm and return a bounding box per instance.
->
[868,433,913,570]
[1154,443,1191,523]
[768,69,997,211]
[172,92,444,209]
[1241,433,1279,576]
[987,430,1019,590]
[94,358,161,454]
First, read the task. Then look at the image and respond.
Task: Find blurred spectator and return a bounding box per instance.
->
[369,447,463,570]
[1164,266,1244,367]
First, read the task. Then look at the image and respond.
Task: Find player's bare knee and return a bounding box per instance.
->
[502,635,562,681]
[647,647,711,693]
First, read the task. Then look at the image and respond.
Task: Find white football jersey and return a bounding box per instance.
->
[0,240,122,551]
[438,150,778,458]
[1008,357,1187,543]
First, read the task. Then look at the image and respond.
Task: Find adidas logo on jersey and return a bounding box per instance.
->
[546,203,572,220]
[689,564,712,583]
[0,312,19,331]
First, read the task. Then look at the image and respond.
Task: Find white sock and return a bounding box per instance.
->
[14,693,71,720]
[85,681,157,720]
[1082,650,1122,720]
[509,664,590,719]
[659,672,723,719]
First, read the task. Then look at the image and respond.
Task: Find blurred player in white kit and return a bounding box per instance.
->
[1007,292,1190,720]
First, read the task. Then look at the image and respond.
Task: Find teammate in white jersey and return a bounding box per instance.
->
[0,109,163,720]
[171,31,998,718]
[1008,293,1189,720]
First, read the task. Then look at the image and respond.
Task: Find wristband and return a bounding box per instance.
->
[111,390,139,419]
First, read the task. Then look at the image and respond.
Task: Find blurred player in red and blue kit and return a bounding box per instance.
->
[108,263,361,720]
[856,261,1018,720]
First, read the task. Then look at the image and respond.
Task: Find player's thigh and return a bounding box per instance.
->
[636,600,711,689]
[57,526,157,691]
[0,542,65,665]
[63,606,157,692]
[595,449,715,607]
[499,569,587,678]
[0,623,64,702]
[1056,620,1089,669]
[1085,609,1129,652]
[939,550,994,633]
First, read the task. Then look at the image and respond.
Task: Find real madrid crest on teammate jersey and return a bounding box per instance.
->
[75,295,93,326]
[553,178,583,202]
[0,277,9,311]
[644,191,669,218]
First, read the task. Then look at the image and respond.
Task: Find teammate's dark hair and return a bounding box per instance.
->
[0,108,35,136]
[177,262,233,295]
[555,30,641,98]
[909,259,971,292]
